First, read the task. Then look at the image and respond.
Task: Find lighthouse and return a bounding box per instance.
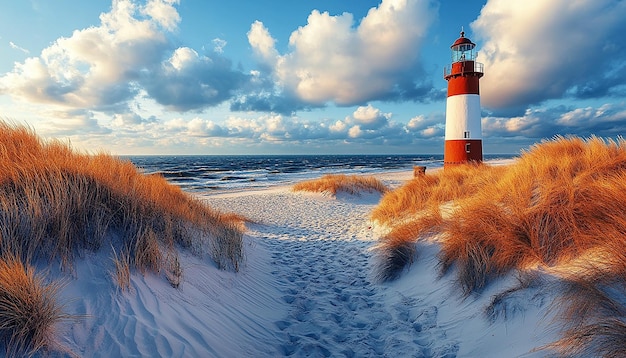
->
[443,30,484,167]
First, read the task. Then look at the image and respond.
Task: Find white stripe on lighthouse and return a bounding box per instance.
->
[444,94,482,140]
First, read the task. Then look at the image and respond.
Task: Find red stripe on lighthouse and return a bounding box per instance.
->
[444,139,483,165]
[447,77,480,97]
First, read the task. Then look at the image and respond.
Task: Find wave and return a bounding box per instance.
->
[125,154,516,192]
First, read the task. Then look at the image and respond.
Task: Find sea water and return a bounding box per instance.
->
[125,154,515,192]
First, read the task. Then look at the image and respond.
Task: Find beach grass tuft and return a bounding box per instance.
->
[293,174,388,196]
[547,275,626,357]
[0,253,70,357]
[373,233,417,282]
[111,246,132,292]
[545,235,626,356]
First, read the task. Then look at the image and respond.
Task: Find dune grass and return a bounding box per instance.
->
[0,121,246,355]
[545,235,626,357]
[0,253,71,357]
[293,174,388,196]
[0,122,245,273]
[370,162,505,226]
[372,135,626,355]
[548,277,626,357]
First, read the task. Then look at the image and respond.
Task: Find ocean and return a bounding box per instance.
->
[125,154,516,192]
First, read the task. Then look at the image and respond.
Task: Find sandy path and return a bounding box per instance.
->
[205,187,458,357]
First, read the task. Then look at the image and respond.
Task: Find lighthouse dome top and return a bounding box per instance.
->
[451,31,475,52]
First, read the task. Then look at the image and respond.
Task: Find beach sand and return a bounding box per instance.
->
[58,165,560,357]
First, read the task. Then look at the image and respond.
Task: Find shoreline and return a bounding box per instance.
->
[199,168,415,199]
[199,158,516,199]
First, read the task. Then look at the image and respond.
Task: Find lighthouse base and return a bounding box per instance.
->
[444,139,483,168]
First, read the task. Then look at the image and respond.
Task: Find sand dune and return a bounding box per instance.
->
[52,166,559,357]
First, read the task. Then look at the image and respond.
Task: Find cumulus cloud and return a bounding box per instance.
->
[352,104,391,130]
[248,21,279,69]
[483,102,626,139]
[143,47,247,111]
[0,0,168,108]
[141,0,180,31]
[144,103,441,149]
[0,0,246,114]
[39,109,112,136]
[473,0,626,112]
[111,111,153,126]
[164,117,226,137]
[0,0,444,126]
[406,113,444,138]
[246,0,438,110]
[326,105,391,139]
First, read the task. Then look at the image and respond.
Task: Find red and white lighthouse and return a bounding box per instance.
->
[443,30,484,167]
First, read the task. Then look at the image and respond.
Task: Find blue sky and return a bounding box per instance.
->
[0,0,625,155]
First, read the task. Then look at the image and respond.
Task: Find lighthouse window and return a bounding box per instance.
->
[465,143,471,153]
[464,131,470,138]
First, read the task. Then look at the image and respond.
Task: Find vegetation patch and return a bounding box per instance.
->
[293,174,388,196]
[0,253,70,357]
[0,121,246,355]
[372,136,626,356]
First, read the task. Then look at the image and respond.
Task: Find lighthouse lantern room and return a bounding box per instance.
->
[443,30,484,168]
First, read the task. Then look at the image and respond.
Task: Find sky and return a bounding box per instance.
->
[0,0,625,155]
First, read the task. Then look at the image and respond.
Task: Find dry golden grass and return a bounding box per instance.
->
[372,135,626,355]
[165,251,183,289]
[547,274,626,357]
[374,136,626,286]
[373,209,443,281]
[0,121,244,275]
[0,254,70,357]
[545,235,626,357]
[293,174,388,196]
[111,247,132,292]
[0,121,247,354]
[371,163,505,225]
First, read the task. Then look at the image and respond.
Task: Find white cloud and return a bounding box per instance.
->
[248,0,437,106]
[9,41,29,54]
[141,0,181,31]
[248,20,279,68]
[185,117,225,137]
[482,102,626,138]
[473,0,626,111]
[329,120,348,133]
[406,115,428,131]
[38,109,112,136]
[112,112,145,126]
[419,126,442,138]
[348,125,362,139]
[212,38,227,53]
[168,47,199,71]
[351,104,391,130]
[406,113,443,137]
[143,102,434,146]
[0,0,245,114]
[0,0,170,109]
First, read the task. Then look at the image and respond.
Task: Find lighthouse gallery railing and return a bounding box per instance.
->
[443,62,484,78]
